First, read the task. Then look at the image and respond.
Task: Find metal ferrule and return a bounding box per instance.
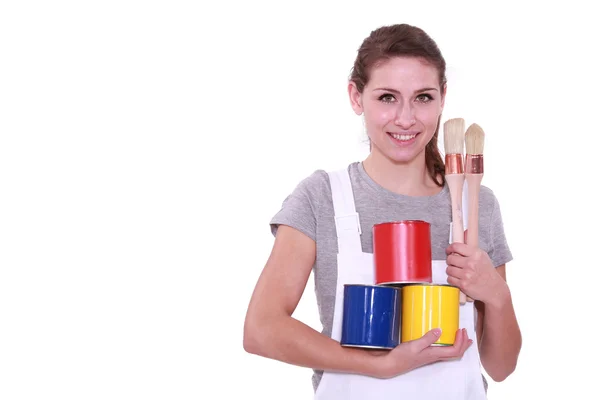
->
[444,154,464,174]
[465,154,484,174]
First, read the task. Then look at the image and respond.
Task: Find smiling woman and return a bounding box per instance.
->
[243,23,521,400]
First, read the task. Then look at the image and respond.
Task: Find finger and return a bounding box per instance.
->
[421,328,465,360]
[463,332,474,353]
[445,242,474,257]
[457,329,470,354]
[446,254,469,271]
[446,265,465,279]
[436,329,471,361]
[446,276,461,288]
[454,329,473,359]
[448,329,473,360]
[446,253,470,269]
[446,253,462,267]
[412,328,443,351]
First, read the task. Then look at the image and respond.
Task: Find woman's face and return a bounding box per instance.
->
[349,56,445,165]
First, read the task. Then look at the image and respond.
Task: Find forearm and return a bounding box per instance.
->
[479,283,522,381]
[244,314,381,377]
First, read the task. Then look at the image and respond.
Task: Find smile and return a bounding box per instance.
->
[388,132,419,142]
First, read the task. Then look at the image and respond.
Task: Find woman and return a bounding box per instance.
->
[243,23,521,399]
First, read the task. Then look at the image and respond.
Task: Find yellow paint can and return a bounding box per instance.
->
[401,284,460,346]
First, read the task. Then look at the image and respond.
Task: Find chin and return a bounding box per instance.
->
[376,143,427,164]
[387,154,423,164]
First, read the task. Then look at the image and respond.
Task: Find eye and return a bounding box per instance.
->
[378,94,396,103]
[416,93,434,103]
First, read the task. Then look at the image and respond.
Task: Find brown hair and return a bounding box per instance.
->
[350,24,447,187]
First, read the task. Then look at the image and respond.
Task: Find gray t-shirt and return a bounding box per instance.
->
[270,161,513,391]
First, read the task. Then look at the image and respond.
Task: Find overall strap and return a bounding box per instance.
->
[327,168,362,254]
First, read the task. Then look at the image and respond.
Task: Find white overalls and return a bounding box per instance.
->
[314,169,487,400]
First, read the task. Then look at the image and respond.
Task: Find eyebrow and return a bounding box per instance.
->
[374,87,439,93]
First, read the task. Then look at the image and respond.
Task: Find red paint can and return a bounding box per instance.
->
[373,220,432,286]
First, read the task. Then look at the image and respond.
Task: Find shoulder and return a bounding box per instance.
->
[296,169,330,192]
[477,184,513,264]
[479,185,498,205]
[477,184,509,224]
[291,163,357,202]
[269,165,355,239]
[478,184,501,208]
[287,169,330,207]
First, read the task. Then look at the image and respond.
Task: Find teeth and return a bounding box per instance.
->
[391,133,417,141]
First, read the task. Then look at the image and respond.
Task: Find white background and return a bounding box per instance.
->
[1,1,599,399]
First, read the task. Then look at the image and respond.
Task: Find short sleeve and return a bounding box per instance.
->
[488,194,513,267]
[269,170,326,241]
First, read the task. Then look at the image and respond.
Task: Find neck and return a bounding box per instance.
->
[362,149,442,196]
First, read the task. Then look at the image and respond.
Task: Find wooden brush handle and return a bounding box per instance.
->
[463,173,483,304]
[445,174,468,304]
[465,173,483,247]
[446,174,465,244]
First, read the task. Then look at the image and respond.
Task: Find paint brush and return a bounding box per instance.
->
[465,123,485,249]
[443,117,468,304]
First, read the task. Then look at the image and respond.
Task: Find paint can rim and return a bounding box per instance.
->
[373,219,430,227]
[341,343,396,350]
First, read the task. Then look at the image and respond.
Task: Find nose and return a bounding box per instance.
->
[394,102,416,128]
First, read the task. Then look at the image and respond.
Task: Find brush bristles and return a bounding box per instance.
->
[465,123,485,155]
[443,118,465,154]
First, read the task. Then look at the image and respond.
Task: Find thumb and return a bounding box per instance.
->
[414,328,442,350]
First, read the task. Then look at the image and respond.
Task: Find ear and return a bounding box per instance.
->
[348,81,364,115]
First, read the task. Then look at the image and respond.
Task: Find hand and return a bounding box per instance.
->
[374,328,472,379]
[445,237,507,305]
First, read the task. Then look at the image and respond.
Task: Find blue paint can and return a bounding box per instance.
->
[340,284,401,349]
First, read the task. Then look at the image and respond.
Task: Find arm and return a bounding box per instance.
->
[447,247,522,382]
[475,265,522,382]
[244,225,473,378]
[243,225,381,376]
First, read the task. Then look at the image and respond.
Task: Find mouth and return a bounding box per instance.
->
[387,131,419,145]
